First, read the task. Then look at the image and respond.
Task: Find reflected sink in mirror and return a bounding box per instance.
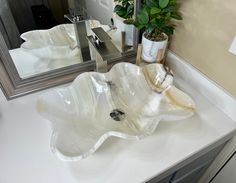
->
[37,63,196,161]
[20,20,114,59]
[20,24,80,59]
[20,20,121,60]
[10,20,117,79]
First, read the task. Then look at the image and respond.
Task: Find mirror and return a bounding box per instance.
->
[0,0,140,99]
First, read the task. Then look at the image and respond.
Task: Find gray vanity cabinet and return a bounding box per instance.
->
[147,143,226,183]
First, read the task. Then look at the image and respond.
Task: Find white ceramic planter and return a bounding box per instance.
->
[113,15,134,46]
[113,15,125,31]
[142,33,168,63]
[124,23,134,46]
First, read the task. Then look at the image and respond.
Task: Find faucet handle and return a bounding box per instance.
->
[91,27,111,43]
[64,14,85,23]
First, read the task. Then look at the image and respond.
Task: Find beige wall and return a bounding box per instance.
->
[170,0,236,97]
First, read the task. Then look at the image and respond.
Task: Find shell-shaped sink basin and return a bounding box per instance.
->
[20,20,106,60]
[20,24,78,59]
[37,63,195,161]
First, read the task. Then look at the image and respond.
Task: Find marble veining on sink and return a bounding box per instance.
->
[37,63,195,161]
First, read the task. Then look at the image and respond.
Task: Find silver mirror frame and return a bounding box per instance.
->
[0,0,141,100]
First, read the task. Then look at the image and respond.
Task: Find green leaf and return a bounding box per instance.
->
[114,5,123,13]
[134,21,145,29]
[137,9,149,25]
[166,12,171,18]
[114,5,128,18]
[117,10,127,18]
[161,6,175,13]
[145,0,159,7]
[171,12,182,20]
[159,0,169,9]
[113,0,134,19]
[161,26,174,35]
[155,18,165,27]
[127,4,134,15]
[150,7,161,15]
[146,24,155,34]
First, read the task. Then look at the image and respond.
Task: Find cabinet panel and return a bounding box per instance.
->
[170,160,211,183]
[146,143,226,183]
[172,143,225,180]
[147,175,172,183]
[212,152,236,183]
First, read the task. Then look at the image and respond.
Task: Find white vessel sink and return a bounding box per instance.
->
[20,20,109,60]
[21,24,79,59]
[37,63,195,161]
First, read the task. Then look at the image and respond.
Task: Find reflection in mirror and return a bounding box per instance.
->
[0,0,136,79]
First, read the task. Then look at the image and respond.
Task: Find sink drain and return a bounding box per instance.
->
[110,109,125,121]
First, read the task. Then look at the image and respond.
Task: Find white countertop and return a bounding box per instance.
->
[0,54,236,183]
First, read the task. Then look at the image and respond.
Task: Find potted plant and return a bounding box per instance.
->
[113,0,135,46]
[134,0,182,62]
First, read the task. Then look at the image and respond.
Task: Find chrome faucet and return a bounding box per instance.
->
[64,14,91,61]
[87,27,121,73]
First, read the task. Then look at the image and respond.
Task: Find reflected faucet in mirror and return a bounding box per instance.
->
[64,13,91,61]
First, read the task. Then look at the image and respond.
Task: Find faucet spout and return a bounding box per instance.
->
[64,14,91,61]
[87,27,121,73]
